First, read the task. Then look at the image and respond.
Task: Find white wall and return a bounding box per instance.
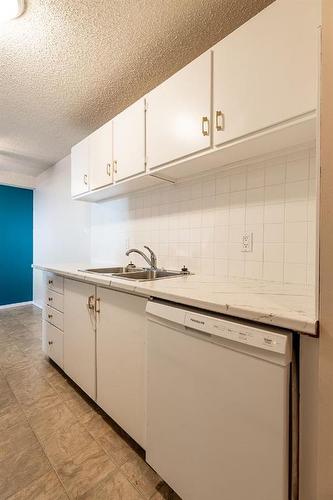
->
[33,155,91,306]
[91,145,316,285]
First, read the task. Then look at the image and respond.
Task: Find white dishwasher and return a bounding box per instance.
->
[146,300,293,500]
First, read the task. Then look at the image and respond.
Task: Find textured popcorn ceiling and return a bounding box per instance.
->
[0,0,273,176]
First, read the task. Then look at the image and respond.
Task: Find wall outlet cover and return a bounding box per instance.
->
[241,232,253,252]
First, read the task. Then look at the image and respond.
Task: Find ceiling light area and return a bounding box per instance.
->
[0,0,25,23]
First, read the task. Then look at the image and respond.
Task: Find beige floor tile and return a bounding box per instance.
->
[0,346,28,369]
[51,377,81,401]
[121,454,162,499]
[0,422,38,462]
[8,376,57,410]
[28,401,78,442]
[42,421,98,468]
[8,470,68,500]
[82,413,139,466]
[150,482,182,500]
[5,366,41,387]
[79,470,144,500]
[0,443,51,498]
[64,391,96,420]
[2,358,40,378]
[35,358,66,381]
[0,398,27,432]
[23,391,62,418]
[0,384,15,408]
[56,439,117,498]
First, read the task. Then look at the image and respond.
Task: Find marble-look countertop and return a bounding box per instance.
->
[34,264,318,335]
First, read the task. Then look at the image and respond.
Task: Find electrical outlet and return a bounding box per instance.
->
[241,232,253,252]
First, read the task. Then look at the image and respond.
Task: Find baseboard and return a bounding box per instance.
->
[0,301,33,310]
[32,301,43,310]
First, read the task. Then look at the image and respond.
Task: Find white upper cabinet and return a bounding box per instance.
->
[113,99,146,182]
[71,0,319,201]
[89,119,113,190]
[213,0,320,146]
[71,137,90,197]
[146,51,212,170]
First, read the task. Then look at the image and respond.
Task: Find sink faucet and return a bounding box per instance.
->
[126,246,158,270]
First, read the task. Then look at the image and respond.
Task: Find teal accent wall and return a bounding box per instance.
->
[0,185,33,306]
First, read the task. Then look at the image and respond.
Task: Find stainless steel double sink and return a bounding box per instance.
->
[82,266,184,281]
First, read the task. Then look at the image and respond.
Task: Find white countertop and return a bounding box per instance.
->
[34,264,318,335]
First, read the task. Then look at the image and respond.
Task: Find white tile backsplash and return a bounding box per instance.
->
[91,146,317,285]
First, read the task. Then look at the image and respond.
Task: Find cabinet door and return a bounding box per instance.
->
[96,288,147,447]
[71,138,90,196]
[213,0,320,146]
[64,279,96,400]
[113,99,146,182]
[146,51,211,170]
[89,120,113,190]
[42,321,64,369]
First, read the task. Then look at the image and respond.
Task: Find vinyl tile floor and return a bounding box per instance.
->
[0,305,181,500]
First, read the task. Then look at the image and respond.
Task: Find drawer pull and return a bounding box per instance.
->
[84,174,88,185]
[48,297,53,302]
[48,280,53,285]
[201,116,209,136]
[106,163,111,176]
[216,110,224,131]
[48,341,53,345]
[87,295,95,310]
[48,314,53,319]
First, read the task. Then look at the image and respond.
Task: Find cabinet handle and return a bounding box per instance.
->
[84,174,88,185]
[48,280,53,285]
[113,160,118,174]
[216,110,224,131]
[87,295,95,310]
[201,116,209,136]
[48,297,53,302]
[95,298,101,314]
[48,314,53,319]
[106,163,111,176]
[48,341,53,345]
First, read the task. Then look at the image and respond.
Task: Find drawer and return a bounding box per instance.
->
[46,272,64,294]
[43,305,64,331]
[42,321,64,368]
[45,289,64,312]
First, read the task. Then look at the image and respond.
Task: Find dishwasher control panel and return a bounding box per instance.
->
[184,312,290,354]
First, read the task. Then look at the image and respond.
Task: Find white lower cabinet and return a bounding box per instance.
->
[96,288,147,448]
[42,321,64,368]
[63,279,96,400]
